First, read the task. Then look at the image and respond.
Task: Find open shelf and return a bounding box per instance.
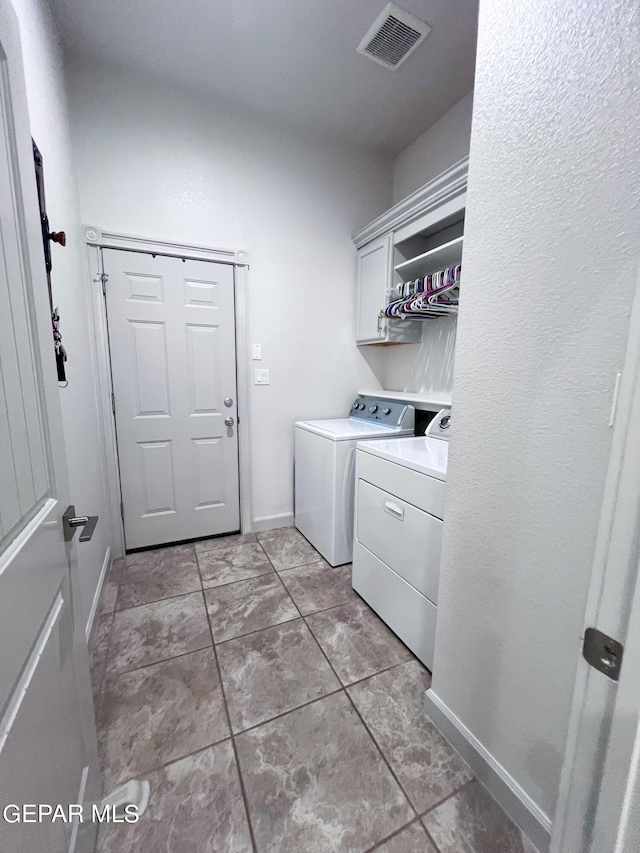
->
[394,236,463,279]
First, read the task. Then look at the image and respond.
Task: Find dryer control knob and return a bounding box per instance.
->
[382,408,391,415]
[369,405,378,413]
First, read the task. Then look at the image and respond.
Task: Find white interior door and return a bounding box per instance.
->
[0,2,100,851]
[551,264,640,853]
[103,249,240,550]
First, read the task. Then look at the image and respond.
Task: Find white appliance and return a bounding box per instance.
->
[294,396,415,566]
[352,407,451,671]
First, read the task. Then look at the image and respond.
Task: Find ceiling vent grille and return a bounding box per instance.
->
[357,3,431,70]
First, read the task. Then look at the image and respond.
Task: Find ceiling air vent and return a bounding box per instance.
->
[357,3,431,70]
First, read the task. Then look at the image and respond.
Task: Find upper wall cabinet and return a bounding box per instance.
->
[356,234,396,343]
[353,157,468,346]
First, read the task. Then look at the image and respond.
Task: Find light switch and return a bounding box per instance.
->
[252,343,262,360]
[254,369,270,385]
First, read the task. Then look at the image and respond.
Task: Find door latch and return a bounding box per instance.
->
[63,505,99,543]
[582,627,624,681]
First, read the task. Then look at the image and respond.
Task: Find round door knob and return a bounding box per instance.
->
[224,397,233,408]
[369,405,378,413]
[225,416,234,427]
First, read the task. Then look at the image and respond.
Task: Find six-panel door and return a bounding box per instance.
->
[104,250,240,549]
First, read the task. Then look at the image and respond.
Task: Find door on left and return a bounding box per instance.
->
[0,2,100,852]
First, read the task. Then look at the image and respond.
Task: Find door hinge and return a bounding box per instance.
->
[111,391,116,415]
[583,627,624,681]
[95,272,108,295]
[120,501,124,521]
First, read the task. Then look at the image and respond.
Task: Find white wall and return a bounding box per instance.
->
[392,92,474,205]
[12,0,111,635]
[431,0,640,829]
[374,317,457,403]
[66,59,391,529]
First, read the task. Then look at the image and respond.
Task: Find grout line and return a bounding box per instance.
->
[115,583,204,613]
[230,688,344,738]
[272,556,325,573]
[196,547,258,853]
[419,779,474,818]
[101,644,215,683]
[113,581,202,613]
[422,822,443,852]
[200,566,276,593]
[275,558,340,576]
[362,817,424,853]
[344,657,421,690]
[212,614,302,646]
[343,688,420,820]
[297,608,421,824]
[102,735,233,793]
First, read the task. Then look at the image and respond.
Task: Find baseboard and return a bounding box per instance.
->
[251,512,294,533]
[85,546,112,643]
[424,688,552,853]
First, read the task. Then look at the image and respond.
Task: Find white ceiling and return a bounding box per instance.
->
[50,0,478,156]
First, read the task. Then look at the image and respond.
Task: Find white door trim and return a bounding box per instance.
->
[83,226,253,557]
[551,261,640,852]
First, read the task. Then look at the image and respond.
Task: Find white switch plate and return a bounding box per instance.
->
[252,343,262,360]
[254,369,270,385]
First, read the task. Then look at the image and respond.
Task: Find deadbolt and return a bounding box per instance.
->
[225,416,234,427]
[224,397,233,408]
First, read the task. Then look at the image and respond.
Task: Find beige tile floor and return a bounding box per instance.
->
[90,528,537,853]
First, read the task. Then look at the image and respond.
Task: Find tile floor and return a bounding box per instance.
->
[90,527,538,853]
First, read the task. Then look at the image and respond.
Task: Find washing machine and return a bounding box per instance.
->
[294,396,415,566]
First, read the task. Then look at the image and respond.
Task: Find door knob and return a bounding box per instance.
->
[224,397,233,408]
[63,505,99,542]
[224,416,234,427]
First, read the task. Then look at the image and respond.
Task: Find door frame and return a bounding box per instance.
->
[82,225,253,557]
[551,261,640,852]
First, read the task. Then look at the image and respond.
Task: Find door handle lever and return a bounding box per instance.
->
[63,505,99,542]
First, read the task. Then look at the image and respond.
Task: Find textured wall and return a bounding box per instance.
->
[12,0,111,634]
[67,59,391,527]
[431,0,640,822]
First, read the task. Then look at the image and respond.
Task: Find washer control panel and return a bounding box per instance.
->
[425,407,452,441]
[350,396,415,430]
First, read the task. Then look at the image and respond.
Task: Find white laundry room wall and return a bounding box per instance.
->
[66,58,390,531]
[431,0,640,835]
[371,92,474,405]
[11,0,112,638]
[392,91,474,205]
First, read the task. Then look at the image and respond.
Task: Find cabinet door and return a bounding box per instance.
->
[356,233,392,343]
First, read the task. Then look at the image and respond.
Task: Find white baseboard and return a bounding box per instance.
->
[424,688,552,853]
[85,546,112,643]
[251,512,294,533]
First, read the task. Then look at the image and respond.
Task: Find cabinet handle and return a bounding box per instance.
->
[384,500,404,520]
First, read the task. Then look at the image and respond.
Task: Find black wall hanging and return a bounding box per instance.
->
[32,139,67,385]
